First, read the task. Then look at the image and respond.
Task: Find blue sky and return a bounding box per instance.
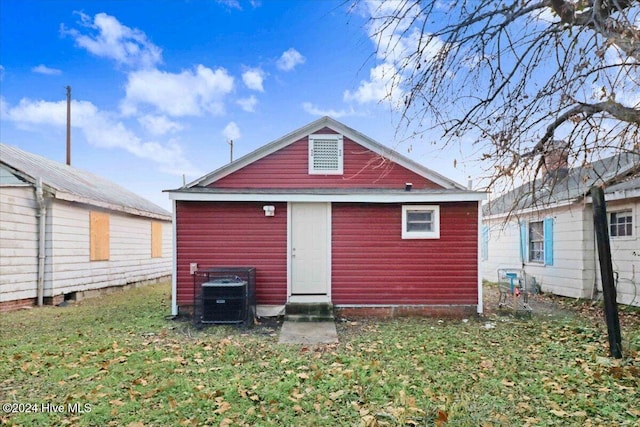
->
[1,0,479,210]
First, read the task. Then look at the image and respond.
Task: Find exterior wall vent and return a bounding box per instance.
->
[309,134,343,175]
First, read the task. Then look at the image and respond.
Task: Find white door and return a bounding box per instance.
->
[290,203,330,297]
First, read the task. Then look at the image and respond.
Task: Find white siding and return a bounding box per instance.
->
[596,199,640,306]
[0,186,39,302]
[46,201,172,296]
[483,200,640,307]
[482,205,593,300]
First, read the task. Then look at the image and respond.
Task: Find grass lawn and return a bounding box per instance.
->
[1,282,639,426]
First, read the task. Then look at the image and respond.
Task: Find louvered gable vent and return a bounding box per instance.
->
[308,134,343,175]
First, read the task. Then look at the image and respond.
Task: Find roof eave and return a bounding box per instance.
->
[166,189,486,203]
[55,191,172,221]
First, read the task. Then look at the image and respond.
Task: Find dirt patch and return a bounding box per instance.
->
[482,283,576,319]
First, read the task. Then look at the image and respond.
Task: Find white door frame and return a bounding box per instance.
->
[287,202,331,303]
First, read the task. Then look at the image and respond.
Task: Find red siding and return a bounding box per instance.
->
[331,202,478,305]
[176,201,287,306]
[211,137,443,189]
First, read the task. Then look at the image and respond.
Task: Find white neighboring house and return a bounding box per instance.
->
[0,143,172,311]
[482,152,640,307]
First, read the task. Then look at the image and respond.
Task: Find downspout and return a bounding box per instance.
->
[171,198,178,316]
[477,201,483,314]
[35,178,47,306]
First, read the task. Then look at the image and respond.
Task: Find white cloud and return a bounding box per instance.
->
[32,65,62,75]
[0,96,8,118]
[222,121,241,141]
[121,65,234,117]
[3,98,196,175]
[348,1,443,108]
[237,95,258,112]
[242,68,265,92]
[343,62,403,108]
[217,0,242,10]
[61,12,162,69]
[276,48,305,71]
[138,114,184,135]
[215,0,262,11]
[302,102,359,118]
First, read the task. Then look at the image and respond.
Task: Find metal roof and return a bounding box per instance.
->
[484,152,640,217]
[0,143,171,220]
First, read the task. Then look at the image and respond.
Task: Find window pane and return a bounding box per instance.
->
[407,211,431,222]
[406,211,432,232]
[610,210,633,237]
[528,221,544,263]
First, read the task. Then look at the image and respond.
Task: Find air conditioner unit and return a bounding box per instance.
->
[201,278,247,323]
[193,267,256,326]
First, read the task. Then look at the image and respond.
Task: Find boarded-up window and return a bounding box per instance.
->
[90,211,110,261]
[151,221,163,258]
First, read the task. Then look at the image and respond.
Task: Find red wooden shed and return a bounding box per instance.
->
[166,117,486,318]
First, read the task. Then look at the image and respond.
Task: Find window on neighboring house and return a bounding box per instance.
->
[481,226,489,261]
[610,210,633,237]
[151,221,163,258]
[90,211,110,261]
[402,205,440,239]
[308,134,343,175]
[528,221,544,263]
[521,218,554,265]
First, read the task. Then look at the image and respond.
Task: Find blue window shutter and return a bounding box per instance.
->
[520,222,527,263]
[544,218,554,265]
[481,226,489,261]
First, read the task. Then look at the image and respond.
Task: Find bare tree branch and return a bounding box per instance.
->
[357,0,640,210]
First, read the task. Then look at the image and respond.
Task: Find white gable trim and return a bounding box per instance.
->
[187,116,466,190]
[168,190,485,203]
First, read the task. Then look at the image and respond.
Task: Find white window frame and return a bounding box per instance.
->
[609,209,634,238]
[308,134,343,175]
[528,220,544,263]
[402,205,440,239]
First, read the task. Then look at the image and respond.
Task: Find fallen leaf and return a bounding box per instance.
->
[329,390,345,400]
[480,359,494,369]
[168,396,177,410]
[550,409,567,417]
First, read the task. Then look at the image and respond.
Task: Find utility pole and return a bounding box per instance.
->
[591,186,622,358]
[66,86,71,166]
[228,139,234,163]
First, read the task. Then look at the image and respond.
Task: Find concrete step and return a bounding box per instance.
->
[285,303,334,322]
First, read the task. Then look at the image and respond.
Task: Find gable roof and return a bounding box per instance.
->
[0,143,171,220]
[484,151,640,217]
[185,116,467,190]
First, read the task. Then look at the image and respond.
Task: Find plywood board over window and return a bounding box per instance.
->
[151,221,163,258]
[90,211,110,261]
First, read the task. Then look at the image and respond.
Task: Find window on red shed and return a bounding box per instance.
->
[402,205,440,239]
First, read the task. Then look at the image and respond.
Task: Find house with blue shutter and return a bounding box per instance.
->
[481,152,640,307]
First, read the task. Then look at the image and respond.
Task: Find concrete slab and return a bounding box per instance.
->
[278,321,339,344]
